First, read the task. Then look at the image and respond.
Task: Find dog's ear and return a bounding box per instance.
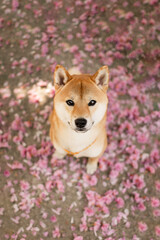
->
[54,65,71,91]
[92,66,109,91]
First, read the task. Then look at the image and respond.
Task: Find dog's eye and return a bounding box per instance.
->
[66,100,74,106]
[88,100,96,106]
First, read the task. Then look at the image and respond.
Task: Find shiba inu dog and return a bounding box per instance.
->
[49,65,109,174]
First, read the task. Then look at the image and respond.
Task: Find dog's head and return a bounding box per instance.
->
[53,65,109,133]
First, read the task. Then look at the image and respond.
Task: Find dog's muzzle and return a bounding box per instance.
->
[74,118,87,132]
[75,118,87,128]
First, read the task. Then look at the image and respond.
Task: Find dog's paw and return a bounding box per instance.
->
[86,162,97,175]
[53,151,65,159]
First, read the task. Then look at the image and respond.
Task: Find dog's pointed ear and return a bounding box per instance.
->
[54,65,71,91]
[92,66,109,91]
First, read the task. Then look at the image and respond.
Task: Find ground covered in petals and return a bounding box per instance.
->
[0,0,160,239]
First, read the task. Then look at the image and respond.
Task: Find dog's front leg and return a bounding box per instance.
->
[86,157,99,175]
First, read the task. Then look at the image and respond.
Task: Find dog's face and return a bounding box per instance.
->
[53,65,109,133]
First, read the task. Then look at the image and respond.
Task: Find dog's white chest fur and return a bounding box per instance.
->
[61,127,103,158]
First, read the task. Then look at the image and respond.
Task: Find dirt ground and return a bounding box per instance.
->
[0,0,160,239]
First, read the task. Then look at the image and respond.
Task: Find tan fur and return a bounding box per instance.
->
[49,65,109,174]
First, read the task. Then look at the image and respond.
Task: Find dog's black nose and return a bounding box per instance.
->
[75,118,87,128]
